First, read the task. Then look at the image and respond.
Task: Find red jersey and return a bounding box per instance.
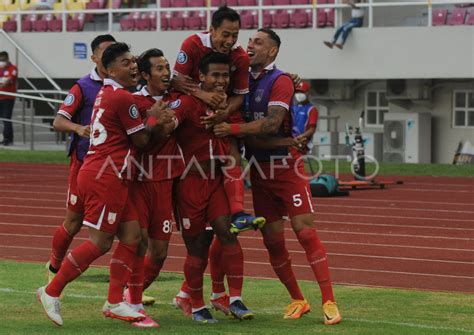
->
[0,63,17,100]
[133,86,185,182]
[173,94,229,163]
[174,32,249,96]
[81,78,146,179]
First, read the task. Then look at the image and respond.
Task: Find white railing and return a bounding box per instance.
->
[1,0,472,32]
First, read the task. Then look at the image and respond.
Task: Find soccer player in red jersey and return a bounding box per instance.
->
[122,48,184,328]
[173,52,253,323]
[37,43,173,327]
[46,34,116,284]
[213,29,342,325]
[173,6,264,230]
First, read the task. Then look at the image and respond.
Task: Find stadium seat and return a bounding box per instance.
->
[317,8,326,27]
[111,0,121,8]
[447,7,467,25]
[432,8,448,26]
[21,14,38,32]
[169,11,185,30]
[240,10,255,29]
[3,19,18,32]
[188,0,204,6]
[466,9,474,25]
[273,0,289,5]
[171,0,187,7]
[135,13,152,30]
[212,0,238,6]
[325,8,334,27]
[262,10,272,28]
[290,0,309,4]
[185,10,206,30]
[120,14,135,30]
[272,9,289,28]
[159,12,169,30]
[160,0,170,7]
[66,13,85,31]
[5,0,20,11]
[238,0,256,6]
[47,16,63,31]
[290,9,308,28]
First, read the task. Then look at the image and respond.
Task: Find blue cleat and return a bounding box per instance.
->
[192,308,218,324]
[229,300,254,320]
[230,211,266,234]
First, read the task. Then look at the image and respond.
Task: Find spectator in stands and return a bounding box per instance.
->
[291,81,318,154]
[0,51,17,146]
[324,0,365,50]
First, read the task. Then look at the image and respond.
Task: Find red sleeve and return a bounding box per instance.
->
[117,91,146,135]
[269,75,294,111]
[6,65,17,80]
[168,96,191,124]
[231,50,250,95]
[57,84,84,120]
[173,37,197,78]
[306,105,318,128]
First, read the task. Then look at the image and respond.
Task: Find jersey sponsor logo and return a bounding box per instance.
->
[108,212,117,224]
[255,89,264,103]
[169,99,181,109]
[129,104,139,119]
[177,51,187,64]
[64,94,75,106]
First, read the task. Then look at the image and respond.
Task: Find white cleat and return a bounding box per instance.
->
[102,301,145,323]
[37,286,63,326]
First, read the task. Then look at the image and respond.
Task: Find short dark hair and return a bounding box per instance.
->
[101,42,130,70]
[0,51,9,60]
[91,34,116,54]
[211,6,240,28]
[137,48,165,75]
[199,52,230,75]
[258,28,281,48]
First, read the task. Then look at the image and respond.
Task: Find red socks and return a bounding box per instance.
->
[127,256,144,305]
[183,255,207,309]
[49,225,74,270]
[296,228,335,303]
[108,242,137,304]
[263,232,304,301]
[221,242,244,297]
[209,239,226,294]
[143,255,164,290]
[46,240,103,297]
[223,166,244,215]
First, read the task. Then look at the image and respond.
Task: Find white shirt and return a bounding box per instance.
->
[352,8,365,18]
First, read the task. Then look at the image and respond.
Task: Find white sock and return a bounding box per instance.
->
[191,305,207,313]
[177,290,190,299]
[229,296,242,304]
[130,303,144,312]
[211,292,226,300]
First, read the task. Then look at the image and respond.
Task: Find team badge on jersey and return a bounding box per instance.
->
[182,218,191,230]
[108,212,117,224]
[177,51,187,64]
[255,89,264,103]
[70,194,77,205]
[169,99,181,109]
[64,94,75,106]
[129,104,139,119]
[231,65,237,72]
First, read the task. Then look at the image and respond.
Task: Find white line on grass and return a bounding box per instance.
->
[0,288,472,333]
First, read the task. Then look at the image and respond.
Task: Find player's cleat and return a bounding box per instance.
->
[102,301,145,322]
[123,288,156,306]
[45,261,57,285]
[210,294,230,315]
[192,308,218,324]
[322,300,342,325]
[172,296,192,316]
[230,212,266,234]
[36,286,63,326]
[283,299,311,319]
[142,293,156,306]
[131,309,159,328]
[229,300,254,320]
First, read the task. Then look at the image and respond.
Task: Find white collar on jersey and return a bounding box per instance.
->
[90,68,102,82]
[250,61,276,79]
[197,32,241,51]
[136,85,165,102]
[103,78,123,90]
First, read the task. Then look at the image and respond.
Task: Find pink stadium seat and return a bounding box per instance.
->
[85,1,101,22]
[169,11,185,30]
[447,8,467,25]
[325,8,334,27]
[188,0,204,6]
[466,9,474,25]
[291,9,308,27]
[161,0,171,7]
[432,8,448,26]
[112,0,122,9]
[239,0,257,6]
[135,13,152,30]
[21,14,38,32]
[171,0,187,7]
[272,10,289,28]
[240,10,255,28]
[290,0,309,4]
[159,12,169,30]
[3,20,18,32]
[47,16,63,32]
[120,14,135,30]
[318,0,327,3]
[66,14,85,31]
[262,10,272,28]
[186,11,206,29]
[316,8,326,27]
[212,0,238,6]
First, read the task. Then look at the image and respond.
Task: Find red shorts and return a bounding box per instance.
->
[77,170,137,234]
[66,153,84,213]
[250,159,315,223]
[175,171,230,237]
[130,179,174,241]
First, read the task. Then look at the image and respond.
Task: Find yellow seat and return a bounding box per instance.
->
[66,1,85,10]
[5,0,20,11]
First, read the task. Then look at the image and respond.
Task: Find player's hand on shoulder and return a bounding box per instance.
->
[76,125,91,138]
[156,108,176,126]
[171,74,199,94]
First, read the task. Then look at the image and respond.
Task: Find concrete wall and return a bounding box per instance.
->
[1,26,473,80]
[320,80,474,164]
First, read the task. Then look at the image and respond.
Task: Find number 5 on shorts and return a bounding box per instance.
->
[293,194,302,207]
